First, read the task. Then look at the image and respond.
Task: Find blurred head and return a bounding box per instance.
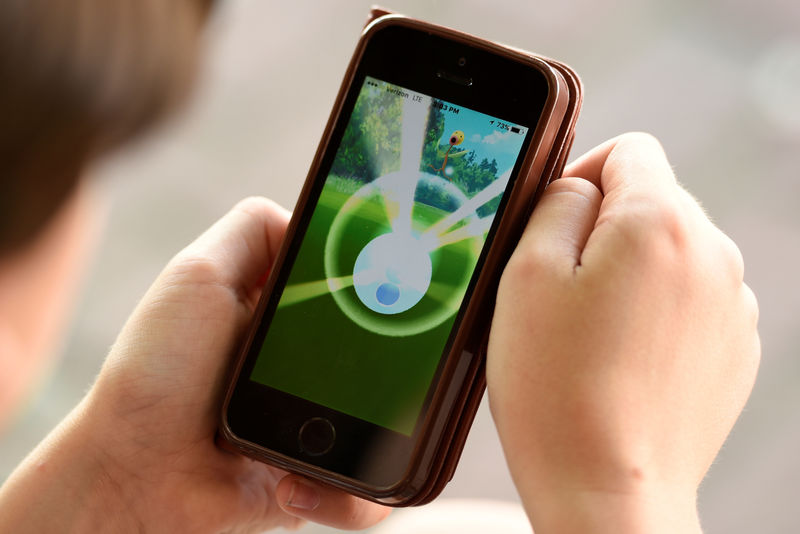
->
[0,0,213,430]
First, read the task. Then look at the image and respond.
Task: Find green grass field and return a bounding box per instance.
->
[250,179,482,435]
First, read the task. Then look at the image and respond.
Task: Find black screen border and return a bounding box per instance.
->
[225,23,551,490]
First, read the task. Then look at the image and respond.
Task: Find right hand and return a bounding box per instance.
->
[0,198,390,534]
[487,133,760,533]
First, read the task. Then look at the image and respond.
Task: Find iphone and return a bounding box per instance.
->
[220,11,582,505]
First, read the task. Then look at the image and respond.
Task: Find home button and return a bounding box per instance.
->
[298,417,336,456]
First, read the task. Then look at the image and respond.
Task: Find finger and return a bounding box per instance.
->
[177,196,290,295]
[275,475,391,530]
[514,177,602,272]
[564,132,676,197]
[562,136,617,186]
[566,133,689,266]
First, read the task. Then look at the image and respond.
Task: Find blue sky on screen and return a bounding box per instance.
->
[439,101,527,174]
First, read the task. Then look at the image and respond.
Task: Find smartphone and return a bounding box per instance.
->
[219,12,582,506]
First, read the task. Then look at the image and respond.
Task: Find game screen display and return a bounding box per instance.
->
[250,76,528,435]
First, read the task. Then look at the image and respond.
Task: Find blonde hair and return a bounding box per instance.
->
[0,0,213,252]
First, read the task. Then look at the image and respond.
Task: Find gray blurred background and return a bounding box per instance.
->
[2,0,798,532]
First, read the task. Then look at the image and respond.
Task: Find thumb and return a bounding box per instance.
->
[173,196,290,300]
[513,177,602,274]
[275,475,391,530]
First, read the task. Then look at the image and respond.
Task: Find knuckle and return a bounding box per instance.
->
[616,131,665,153]
[609,193,690,260]
[501,245,548,290]
[654,201,690,248]
[168,249,224,286]
[739,310,761,388]
[750,329,762,372]
[742,283,760,328]
[717,230,746,284]
[546,176,601,202]
[496,250,560,314]
[233,195,272,215]
[233,196,290,229]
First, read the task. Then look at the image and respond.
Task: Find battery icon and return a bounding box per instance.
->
[511,126,522,134]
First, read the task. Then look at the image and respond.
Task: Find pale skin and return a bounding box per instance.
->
[0,132,758,532]
[489,132,760,533]
[0,197,390,532]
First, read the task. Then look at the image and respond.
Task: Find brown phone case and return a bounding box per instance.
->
[219,8,582,506]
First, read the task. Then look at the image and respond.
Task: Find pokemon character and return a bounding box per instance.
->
[428,130,468,180]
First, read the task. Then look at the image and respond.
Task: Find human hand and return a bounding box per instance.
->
[487,133,760,534]
[0,198,390,533]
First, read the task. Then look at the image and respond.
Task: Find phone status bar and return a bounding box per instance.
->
[365,77,526,136]
[489,120,525,136]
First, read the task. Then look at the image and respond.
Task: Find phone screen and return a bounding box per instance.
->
[248,76,529,436]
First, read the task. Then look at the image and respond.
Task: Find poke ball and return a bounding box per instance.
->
[352,232,432,315]
[449,130,465,146]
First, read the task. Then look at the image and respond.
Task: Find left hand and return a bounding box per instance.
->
[0,197,391,533]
